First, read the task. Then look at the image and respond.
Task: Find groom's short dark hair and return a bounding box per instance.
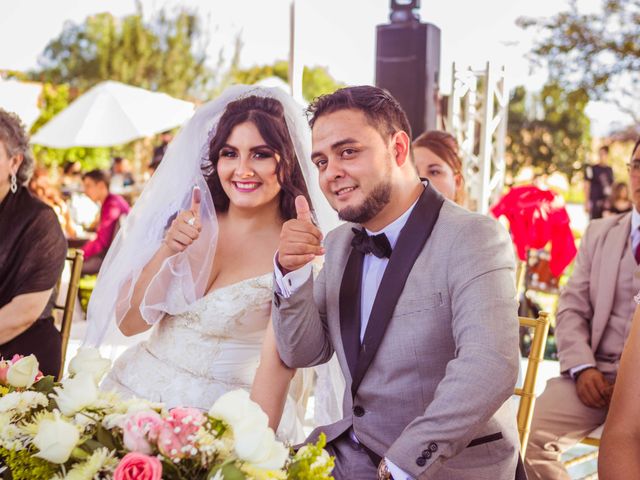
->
[307,86,412,140]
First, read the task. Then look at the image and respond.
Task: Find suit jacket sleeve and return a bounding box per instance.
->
[386,216,520,477]
[555,221,597,373]
[271,234,335,368]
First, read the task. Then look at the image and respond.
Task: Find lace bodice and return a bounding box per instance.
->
[101,273,305,443]
[146,273,273,384]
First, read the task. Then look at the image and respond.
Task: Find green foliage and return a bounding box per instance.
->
[26,5,218,170]
[506,82,592,181]
[287,433,335,480]
[31,376,56,395]
[302,66,345,103]
[518,0,640,123]
[232,61,344,103]
[31,7,213,101]
[0,446,57,480]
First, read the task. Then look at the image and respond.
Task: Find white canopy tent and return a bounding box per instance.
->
[31,80,195,148]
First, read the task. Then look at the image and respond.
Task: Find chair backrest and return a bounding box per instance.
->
[52,249,84,380]
[515,312,551,457]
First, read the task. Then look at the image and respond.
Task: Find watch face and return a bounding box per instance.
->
[378,460,390,480]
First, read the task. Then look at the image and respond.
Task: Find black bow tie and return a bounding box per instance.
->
[351,227,392,259]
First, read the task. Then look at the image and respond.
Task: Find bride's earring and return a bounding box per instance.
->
[10,173,17,194]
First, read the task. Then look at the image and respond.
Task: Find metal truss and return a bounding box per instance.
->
[446,62,509,213]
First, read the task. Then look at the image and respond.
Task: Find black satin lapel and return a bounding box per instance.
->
[339,247,364,381]
[351,185,445,396]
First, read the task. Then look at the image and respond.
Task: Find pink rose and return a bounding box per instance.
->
[122,411,163,455]
[10,354,23,363]
[114,452,162,480]
[157,407,204,459]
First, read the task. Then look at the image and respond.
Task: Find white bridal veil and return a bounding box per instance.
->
[83,84,344,423]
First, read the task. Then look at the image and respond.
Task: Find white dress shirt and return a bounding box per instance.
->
[569,207,640,379]
[274,200,419,480]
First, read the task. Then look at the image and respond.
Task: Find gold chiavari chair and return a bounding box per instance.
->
[52,249,84,380]
[562,427,602,474]
[515,312,551,457]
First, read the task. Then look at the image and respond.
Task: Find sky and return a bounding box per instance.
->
[0,0,631,135]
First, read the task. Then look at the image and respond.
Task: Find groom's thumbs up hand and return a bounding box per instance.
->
[295,195,313,223]
[278,195,325,274]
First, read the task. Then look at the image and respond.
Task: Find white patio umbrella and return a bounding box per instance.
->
[31,80,195,148]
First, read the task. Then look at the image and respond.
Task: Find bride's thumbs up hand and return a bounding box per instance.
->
[163,187,203,254]
[277,195,325,274]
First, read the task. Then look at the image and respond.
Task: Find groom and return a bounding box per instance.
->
[272,86,522,479]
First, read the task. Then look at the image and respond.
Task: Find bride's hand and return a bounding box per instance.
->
[163,187,203,253]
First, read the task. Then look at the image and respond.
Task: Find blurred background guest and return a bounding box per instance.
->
[28,165,76,238]
[0,109,67,377]
[412,130,466,204]
[603,181,632,217]
[585,145,614,219]
[60,160,83,196]
[150,130,173,173]
[80,169,130,274]
[110,156,136,192]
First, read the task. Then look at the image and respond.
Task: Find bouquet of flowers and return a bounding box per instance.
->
[0,350,334,480]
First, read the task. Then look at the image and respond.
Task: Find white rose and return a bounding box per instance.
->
[208,389,249,427]
[234,422,276,463]
[253,437,289,471]
[7,355,39,388]
[33,412,79,463]
[68,348,111,384]
[209,390,268,430]
[53,373,99,416]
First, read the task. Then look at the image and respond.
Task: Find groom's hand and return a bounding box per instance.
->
[278,196,324,274]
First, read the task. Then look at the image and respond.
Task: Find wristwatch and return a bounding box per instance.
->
[378,459,393,480]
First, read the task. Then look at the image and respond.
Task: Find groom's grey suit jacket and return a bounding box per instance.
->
[272,185,521,479]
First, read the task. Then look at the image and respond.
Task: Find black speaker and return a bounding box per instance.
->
[375,20,441,138]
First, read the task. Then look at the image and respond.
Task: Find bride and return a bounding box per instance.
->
[83,86,341,443]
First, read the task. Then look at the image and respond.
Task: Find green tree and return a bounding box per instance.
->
[518,0,640,123]
[231,60,344,102]
[31,6,214,100]
[506,82,591,181]
[26,5,224,170]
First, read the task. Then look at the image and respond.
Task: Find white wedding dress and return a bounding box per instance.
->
[101,272,306,444]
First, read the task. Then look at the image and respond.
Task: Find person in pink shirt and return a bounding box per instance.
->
[81,169,130,274]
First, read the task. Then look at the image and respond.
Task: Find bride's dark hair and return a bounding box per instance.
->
[202,95,313,221]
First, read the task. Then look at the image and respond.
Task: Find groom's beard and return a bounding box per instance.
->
[337,179,392,225]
